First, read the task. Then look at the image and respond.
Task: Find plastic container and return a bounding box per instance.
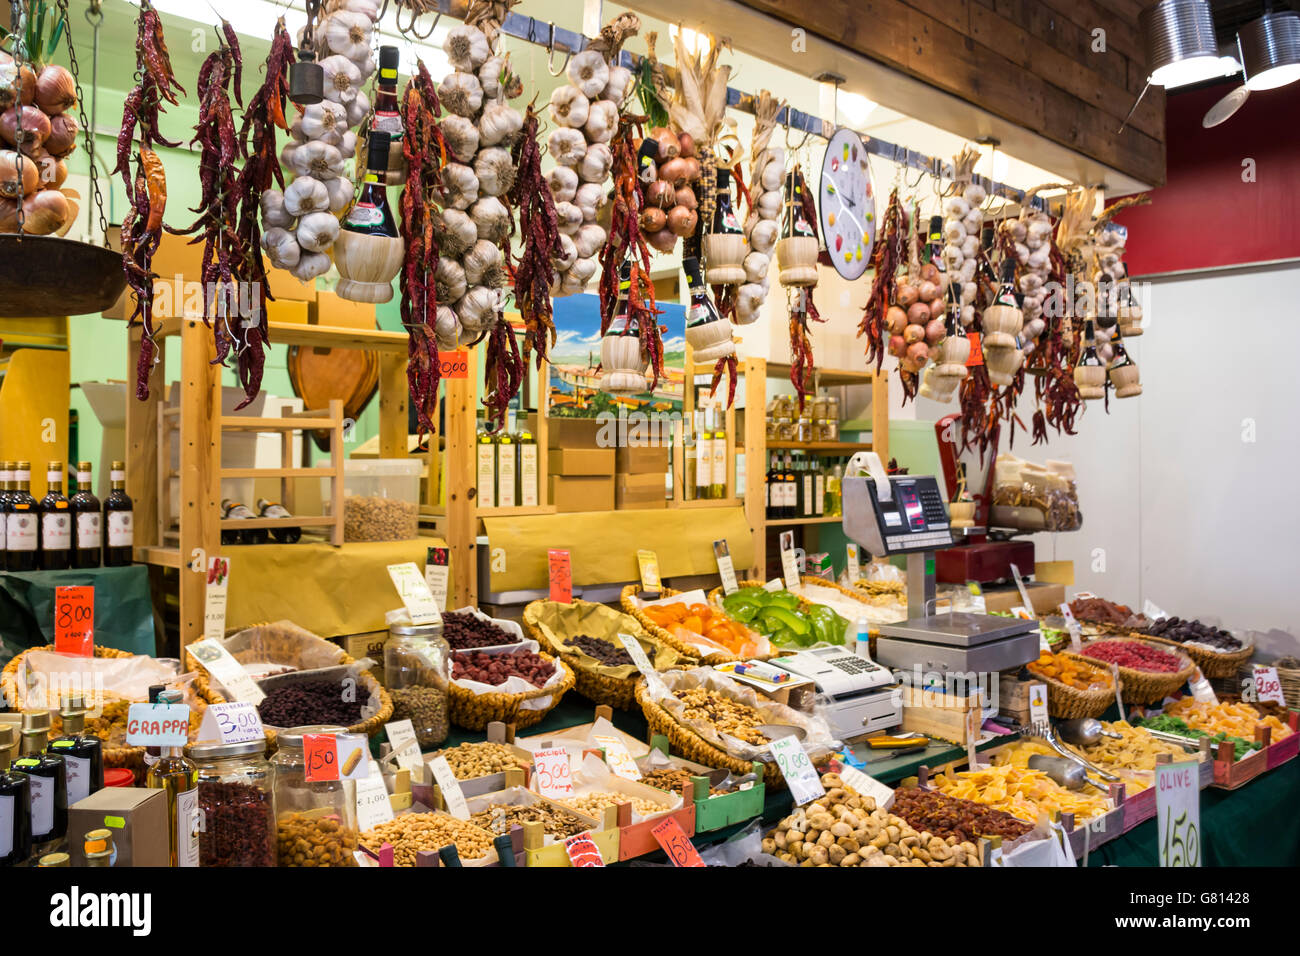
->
[386,620,451,749]
[271,725,360,867]
[186,738,276,867]
[329,458,421,542]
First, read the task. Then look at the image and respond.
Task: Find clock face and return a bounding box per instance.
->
[819,127,875,281]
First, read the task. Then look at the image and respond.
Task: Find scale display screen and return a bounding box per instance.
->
[842,475,954,556]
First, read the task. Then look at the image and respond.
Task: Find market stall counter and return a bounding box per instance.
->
[0,565,155,661]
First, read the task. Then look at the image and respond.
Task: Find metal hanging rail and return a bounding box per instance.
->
[414,0,1045,209]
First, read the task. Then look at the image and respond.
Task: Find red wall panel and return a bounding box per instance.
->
[1114,79,1300,276]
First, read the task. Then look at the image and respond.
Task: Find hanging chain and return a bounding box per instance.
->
[58,0,107,244]
[9,0,26,236]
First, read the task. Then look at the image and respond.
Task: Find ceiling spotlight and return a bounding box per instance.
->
[1238,10,1300,91]
[1140,0,1224,88]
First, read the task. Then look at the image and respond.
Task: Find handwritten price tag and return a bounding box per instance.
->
[188,637,265,705]
[845,543,861,584]
[650,816,704,866]
[1156,761,1201,867]
[53,585,94,656]
[440,350,470,379]
[1190,667,1219,704]
[531,747,573,799]
[548,549,572,603]
[636,549,662,597]
[1059,602,1083,653]
[125,702,191,747]
[303,734,340,782]
[769,735,825,806]
[428,755,470,819]
[593,734,640,781]
[200,701,264,745]
[355,775,395,830]
[203,556,230,642]
[1253,665,1286,706]
[563,834,605,867]
[424,547,450,613]
[837,765,895,810]
[1028,682,1050,733]
[387,562,441,626]
[781,548,801,589]
[385,719,422,775]
[713,539,738,595]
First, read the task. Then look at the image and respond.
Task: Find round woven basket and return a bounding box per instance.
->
[1039,653,1117,719]
[1136,632,1255,680]
[620,584,770,665]
[448,651,575,731]
[2,643,140,710]
[184,621,359,704]
[1077,637,1195,705]
[522,599,648,711]
[634,678,784,788]
[1277,663,1300,711]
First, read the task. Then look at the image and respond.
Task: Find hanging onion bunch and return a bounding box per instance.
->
[0,0,81,237]
[735,90,784,325]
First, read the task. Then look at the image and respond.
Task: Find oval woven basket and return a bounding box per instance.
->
[448,651,575,731]
[620,584,771,665]
[1038,653,1118,719]
[2,643,141,710]
[1136,632,1255,680]
[634,677,785,788]
[522,599,660,711]
[185,621,357,704]
[706,576,878,654]
[1076,637,1196,705]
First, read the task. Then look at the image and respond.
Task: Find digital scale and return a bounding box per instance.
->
[841,454,1039,677]
[768,647,900,741]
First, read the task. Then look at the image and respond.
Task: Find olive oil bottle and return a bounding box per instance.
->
[145,690,199,867]
[47,697,104,805]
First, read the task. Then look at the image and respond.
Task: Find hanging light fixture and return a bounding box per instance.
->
[1139,0,1223,87]
[1238,10,1300,91]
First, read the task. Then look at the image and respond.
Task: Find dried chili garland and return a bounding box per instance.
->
[509,103,562,368]
[599,114,665,390]
[860,188,906,371]
[399,61,448,436]
[115,2,184,400]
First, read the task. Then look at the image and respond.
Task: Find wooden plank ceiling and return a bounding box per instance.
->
[734,0,1167,186]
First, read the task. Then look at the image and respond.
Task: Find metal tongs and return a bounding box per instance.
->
[1031,718,1121,788]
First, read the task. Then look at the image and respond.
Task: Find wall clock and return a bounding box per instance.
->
[819,127,875,281]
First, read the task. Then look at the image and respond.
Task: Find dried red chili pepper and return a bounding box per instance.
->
[860,188,906,371]
[509,103,562,368]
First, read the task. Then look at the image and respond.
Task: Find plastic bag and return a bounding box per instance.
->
[15,649,180,709]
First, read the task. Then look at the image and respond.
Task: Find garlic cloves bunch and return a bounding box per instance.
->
[734,91,786,324]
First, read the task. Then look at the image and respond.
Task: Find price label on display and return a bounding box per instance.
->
[203,556,230,642]
[781,549,801,589]
[563,834,605,867]
[651,816,705,866]
[125,702,191,747]
[188,637,265,705]
[548,549,572,603]
[384,719,422,775]
[387,562,441,625]
[845,543,861,584]
[769,735,824,806]
[303,734,339,781]
[636,549,662,597]
[199,701,265,745]
[593,734,640,781]
[966,705,981,768]
[1156,761,1201,867]
[53,585,94,656]
[1253,666,1286,706]
[532,747,573,799]
[838,765,895,810]
[424,547,450,613]
[1059,603,1083,653]
[428,755,470,819]
[1028,683,1050,734]
[713,539,738,595]
[354,775,395,830]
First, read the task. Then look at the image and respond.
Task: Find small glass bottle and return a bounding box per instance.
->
[517,429,539,508]
[497,413,517,508]
[476,424,497,509]
[813,458,825,517]
[370,45,403,141]
[186,738,275,867]
[145,690,199,868]
[71,461,101,569]
[825,462,843,517]
[103,461,134,567]
[12,710,67,854]
[48,697,104,806]
[256,497,301,544]
[0,725,32,867]
[342,130,398,238]
[221,499,267,546]
[709,410,727,500]
[682,430,697,501]
[36,852,69,867]
[83,828,115,867]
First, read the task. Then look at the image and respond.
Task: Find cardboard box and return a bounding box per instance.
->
[615,445,670,474]
[546,417,603,449]
[616,493,666,510]
[334,630,390,684]
[311,290,377,329]
[548,447,614,476]
[550,474,613,513]
[615,472,665,509]
[266,297,309,325]
[68,787,169,867]
[982,581,1066,616]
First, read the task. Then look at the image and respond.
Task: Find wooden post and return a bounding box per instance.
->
[377,352,408,459]
[744,357,767,578]
[328,399,345,547]
[445,348,477,608]
[178,318,221,651]
[125,324,161,553]
[872,369,890,464]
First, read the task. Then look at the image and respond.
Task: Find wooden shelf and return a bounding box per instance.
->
[674,497,744,509]
[154,317,409,353]
[220,416,337,431]
[219,516,337,530]
[688,361,878,387]
[219,467,336,479]
[766,441,873,452]
[762,515,845,526]
[134,545,182,569]
[476,505,558,518]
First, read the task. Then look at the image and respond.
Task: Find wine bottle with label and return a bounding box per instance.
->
[370,46,403,141]
[0,725,32,867]
[5,462,38,572]
[12,711,67,855]
[221,499,268,546]
[342,130,398,238]
[47,698,103,806]
[71,461,101,569]
[103,461,134,567]
[0,461,11,563]
[256,498,301,544]
[40,461,72,571]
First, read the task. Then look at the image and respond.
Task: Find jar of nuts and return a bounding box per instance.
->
[385,622,451,749]
[271,725,360,867]
[185,737,276,867]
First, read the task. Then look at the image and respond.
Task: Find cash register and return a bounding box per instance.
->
[772,646,902,741]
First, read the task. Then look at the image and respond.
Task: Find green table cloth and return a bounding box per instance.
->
[0,565,156,664]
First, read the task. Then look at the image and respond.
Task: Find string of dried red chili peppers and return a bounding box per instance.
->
[860,188,906,371]
[398,61,447,436]
[509,102,562,368]
[115,1,184,400]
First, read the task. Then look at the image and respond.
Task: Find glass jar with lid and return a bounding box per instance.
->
[819,418,840,442]
[824,395,841,423]
[185,737,276,867]
[770,394,796,420]
[385,620,451,749]
[811,395,831,420]
[796,416,815,443]
[774,417,797,442]
[271,725,360,867]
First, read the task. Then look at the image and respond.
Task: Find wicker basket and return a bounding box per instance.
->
[1278,662,1300,711]
[185,620,359,704]
[1136,633,1255,680]
[620,584,771,665]
[1034,653,1117,719]
[705,577,879,654]
[448,651,575,732]
[1077,637,1196,705]
[2,643,144,710]
[635,678,785,788]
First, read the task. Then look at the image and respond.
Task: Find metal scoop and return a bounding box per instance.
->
[1028,754,1108,792]
[758,723,807,742]
[1057,718,1122,747]
[1041,723,1121,782]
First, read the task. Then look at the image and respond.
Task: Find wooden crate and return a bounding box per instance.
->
[1265,711,1300,770]
[900,684,983,745]
[1120,751,1214,834]
[643,735,766,833]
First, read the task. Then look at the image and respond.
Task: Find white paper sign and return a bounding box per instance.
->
[385,719,422,774]
[1156,761,1201,867]
[1112,663,1124,718]
[1028,682,1050,733]
[713,539,739,595]
[837,765,894,810]
[1190,667,1219,704]
[202,557,230,643]
[335,734,370,781]
[781,549,801,589]
[1008,563,1036,619]
[1253,666,1286,706]
[387,562,441,626]
[593,734,641,781]
[769,735,825,806]
[424,548,450,613]
[125,702,191,747]
[1059,603,1083,653]
[845,543,861,584]
[763,578,783,592]
[355,774,395,830]
[199,701,265,744]
[428,755,470,819]
[531,747,573,799]
[617,633,654,675]
[188,637,265,705]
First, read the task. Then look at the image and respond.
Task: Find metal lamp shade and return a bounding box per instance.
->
[1140,0,1222,87]
[1239,12,1300,92]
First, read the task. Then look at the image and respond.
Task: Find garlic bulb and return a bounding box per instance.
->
[573,223,607,260]
[260,189,293,229]
[320,54,363,105]
[470,196,510,242]
[435,256,468,305]
[345,90,371,129]
[324,175,354,213]
[457,285,497,331]
[963,182,987,207]
[569,256,599,286]
[283,176,330,217]
[441,72,484,118]
[549,85,590,129]
[291,250,332,281]
[336,0,380,18]
[579,143,613,183]
[478,56,504,101]
[943,220,966,243]
[736,283,765,324]
[280,140,299,171]
[434,305,461,351]
[743,251,769,283]
[300,101,348,145]
[567,51,610,98]
[289,140,345,181]
[602,65,634,105]
[442,115,480,163]
[296,211,340,253]
[439,163,480,211]
[756,190,782,221]
[583,100,618,145]
[261,227,300,269]
[553,233,577,271]
[445,24,491,72]
[560,270,587,296]
[749,219,778,255]
[323,11,372,62]
[960,234,979,259]
[474,147,516,197]
[554,202,583,235]
[478,103,523,147]
[548,127,587,166]
[943,196,970,220]
[352,50,376,81]
[435,207,478,259]
[574,182,604,222]
[546,166,579,204]
[339,130,357,159]
[289,115,307,143]
[463,238,504,287]
[760,157,784,192]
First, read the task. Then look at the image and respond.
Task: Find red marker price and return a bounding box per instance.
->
[303,734,339,782]
[651,816,704,866]
[124,702,190,747]
[531,747,573,798]
[548,549,572,604]
[563,834,605,867]
[54,585,94,656]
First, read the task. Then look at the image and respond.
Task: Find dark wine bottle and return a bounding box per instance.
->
[39,461,71,571]
[0,462,11,568]
[103,461,134,567]
[257,497,301,544]
[371,46,403,141]
[683,257,722,331]
[0,725,32,867]
[71,461,101,569]
[12,711,67,852]
[342,130,398,238]
[47,697,103,806]
[712,168,742,235]
[5,462,38,572]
